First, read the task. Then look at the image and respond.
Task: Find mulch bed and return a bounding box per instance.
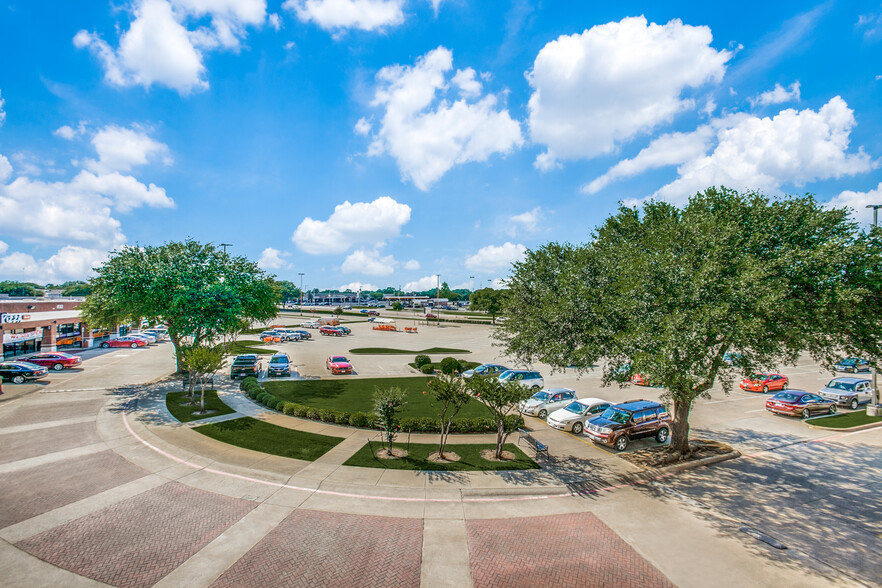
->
[618,439,736,469]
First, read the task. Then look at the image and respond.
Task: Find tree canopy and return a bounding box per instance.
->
[497,187,882,453]
[469,288,507,321]
[80,240,280,371]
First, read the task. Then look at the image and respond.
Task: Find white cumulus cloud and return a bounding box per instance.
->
[257,247,291,270]
[403,274,439,292]
[341,248,396,275]
[339,281,377,291]
[285,0,404,32]
[85,125,172,174]
[749,81,801,107]
[464,242,526,273]
[292,196,411,254]
[509,206,542,234]
[0,246,110,284]
[75,0,267,95]
[827,182,882,227]
[654,97,876,202]
[403,259,420,270]
[366,46,523,190]
[526,16,730,169]
[0,89,5,127]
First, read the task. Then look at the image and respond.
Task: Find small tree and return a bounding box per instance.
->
[373,386,407,452]
[334,306,343,316]
[428,373,471,459]
[466,376,532,459]
[391,301,403,311]
[469,288,507,323]
[439,357,463,375]
[182,345,225,413]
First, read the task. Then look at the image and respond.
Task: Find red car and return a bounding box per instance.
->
[740,373,789,393]
[326,356,353,375]
[25,352,83,371]
[765,390,836,419]
[100,335,151,349]
[630,373,657,386]
[320,326,344,337]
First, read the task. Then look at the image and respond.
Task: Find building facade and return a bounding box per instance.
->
[0,298,117,359]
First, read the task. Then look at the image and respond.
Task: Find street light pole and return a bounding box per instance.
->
[220,243,232,255]
[866,204,882,227]
[298,273,305,315]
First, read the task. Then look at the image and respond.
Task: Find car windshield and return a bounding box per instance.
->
[331,357,347,363]
[531,391,550,401]
[600,408,631,424]
[839,359,856,365]
[564,402,588,415]
[270,357,287,364]
[773,392,802,402]
[826,381,855,391]
[748,374,767,381]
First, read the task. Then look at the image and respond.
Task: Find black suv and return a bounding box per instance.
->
[267,353,291,377]
[585,400,672,451]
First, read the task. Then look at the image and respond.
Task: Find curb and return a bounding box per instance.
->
[805,420,882,432]
[623,450,742,479]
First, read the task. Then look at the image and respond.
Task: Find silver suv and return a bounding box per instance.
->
[498,370,544,390]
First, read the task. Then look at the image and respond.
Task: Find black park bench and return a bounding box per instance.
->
[517,428,549,459]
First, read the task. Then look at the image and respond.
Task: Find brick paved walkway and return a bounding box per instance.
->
[16,482,256,588]
[0,450,146,528]
[212,510,423,588]
[466,512,674,588]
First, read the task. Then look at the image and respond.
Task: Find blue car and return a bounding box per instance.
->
[834,358,870,373]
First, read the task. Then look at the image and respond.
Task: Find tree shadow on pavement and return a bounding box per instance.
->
[634,427,882,586]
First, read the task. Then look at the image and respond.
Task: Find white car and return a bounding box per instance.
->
[518,388,576,419]
[547,398,613,434]
[300,320,321,329]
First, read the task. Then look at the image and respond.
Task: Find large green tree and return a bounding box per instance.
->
[81,240,280,372]
[469,288,507,323]
[497,188,882,454]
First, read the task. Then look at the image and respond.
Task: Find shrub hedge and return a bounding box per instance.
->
[414,354,431,368]
[439,357,462,375]
[243,378,523,433]
[420,364,435,374]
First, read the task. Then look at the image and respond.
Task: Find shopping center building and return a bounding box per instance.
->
[0,298,120,359]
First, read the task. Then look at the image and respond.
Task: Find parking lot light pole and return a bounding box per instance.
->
[298,273,304,315]
[866,204,881,227]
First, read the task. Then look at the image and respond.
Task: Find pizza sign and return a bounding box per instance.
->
[2,313,31,324]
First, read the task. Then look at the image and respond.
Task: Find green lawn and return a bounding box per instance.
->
[194,417,343,460]
[347,347,470,355]
[809,411,882,429]
[262,376,493,419]
[165,390,236,423]
[344,442,539,471]
[219,339,275,355]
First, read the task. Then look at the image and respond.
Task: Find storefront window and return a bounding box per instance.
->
[3,338,41,359]
[56,322,83,349]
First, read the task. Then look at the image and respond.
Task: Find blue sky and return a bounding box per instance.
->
[1,1,881,292]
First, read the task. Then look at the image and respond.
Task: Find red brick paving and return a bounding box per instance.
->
[0,421,100,464]
[16,482,256,588]
[212,510,423,588]
[0,398,107,427]
[467,512,674,588]
[0,450,146,528]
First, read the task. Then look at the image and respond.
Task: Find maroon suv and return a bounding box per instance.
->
[585,400,672,451]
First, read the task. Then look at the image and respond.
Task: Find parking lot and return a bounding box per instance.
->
[1,313,879,587]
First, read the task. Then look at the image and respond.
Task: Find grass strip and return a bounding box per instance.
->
[344,442,538,471]
[809,411,882,429]
[194,417,343,461]
[218,340,275,355]
[165,390,236,423]
[263,376,492,419]
[347,347,470,355]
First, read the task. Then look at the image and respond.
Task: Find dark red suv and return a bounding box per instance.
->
[585,400,672,451]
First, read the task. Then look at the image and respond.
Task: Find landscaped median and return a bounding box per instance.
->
[344,442,538,471]
[806,411,882,430]
[193,417,344,461]
[248,376,523,433]
[165,390,236,422]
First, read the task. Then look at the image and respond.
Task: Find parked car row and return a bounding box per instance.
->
[319,326,351,336]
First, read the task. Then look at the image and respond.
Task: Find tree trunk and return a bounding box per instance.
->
[670,398,691,454]
[439,421,451,459]
[496,418,505,459]
[170,334,183,373]
[187,369,196,399]
[199,377,206,414]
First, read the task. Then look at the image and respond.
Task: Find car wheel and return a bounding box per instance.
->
[782,382,787,390]
[101,341,110,348]
[130,342,138,349]
[572,422,584,435]
[762,385,769,393]
[656,427,670,444]
[829,404,837,415]
[850,398,859,410]
[801,408,811,419]
[12,375,25,384]
[530,385,540,391]
[52,363,64,371]
[538,409,548,420]
[614,435,629,451]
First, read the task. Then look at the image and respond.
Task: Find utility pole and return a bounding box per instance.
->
[298,273,305,315]
[220,243,232,255]
[867,204,881,227]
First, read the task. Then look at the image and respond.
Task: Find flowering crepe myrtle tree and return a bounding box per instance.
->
[496,187,882,455]
[81,240,279,373]
[465,375,532,459]
[427,373,471,459]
